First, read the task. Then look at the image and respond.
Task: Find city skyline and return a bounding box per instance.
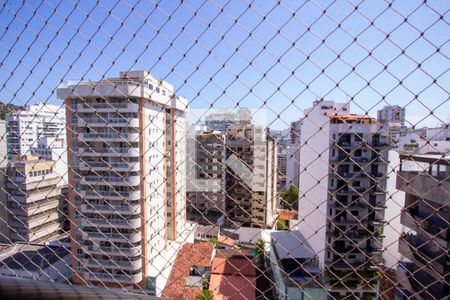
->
[0,1,448,299]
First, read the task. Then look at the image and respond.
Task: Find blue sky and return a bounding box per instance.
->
[0,0,448,129]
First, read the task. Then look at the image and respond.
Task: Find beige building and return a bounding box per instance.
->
[57,71,194,294]
[6,155,67,243]
[187,132,226,225]
[225,124,277,228]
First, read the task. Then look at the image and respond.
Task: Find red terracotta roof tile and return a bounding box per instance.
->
[162,242,213,300]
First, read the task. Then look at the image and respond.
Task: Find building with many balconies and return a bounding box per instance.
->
[298,100,389,299]
[6,103,65,159]
[186,131,226,225]
[57,71,194,295]
[225,123,278,228]
[6,155,67,243]
[397,153,449,299]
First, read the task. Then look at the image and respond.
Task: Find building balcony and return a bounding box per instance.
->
[397,171,450,206]
[9,189,62,204]
[80,217,141,229]
[81,244,141,256]
[80,175,140,186]
[83,258,142,270]
[79,161,140,172]
[80,203,141,215]
[332,215,360,224]
[79,147,140,157]
[328,229,369,240]
[9,199,60,216]
[82,270,142,284]
[82,231,141,243]
[368,218,386,226]
[11,211,61,230]
[330,260,367,270]
[77,117,139,128]
[7,177,61,191]
[78,132,140,142]
[10,221,62,242]
[75,101,139,113]
[80,190,140,201]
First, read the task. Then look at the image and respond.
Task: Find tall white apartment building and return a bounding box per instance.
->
[6,103,65,158]
[57,71,194,294]
[298,100,389,299]
[377,105,407,144]
[377,105,406,127]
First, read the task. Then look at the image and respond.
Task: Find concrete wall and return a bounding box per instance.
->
[382,150,409,268]
[297,106,332,267]
[285,144,300,188]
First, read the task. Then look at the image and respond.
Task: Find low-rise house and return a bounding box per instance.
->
[163,243,214,299]
[209,248,257,300]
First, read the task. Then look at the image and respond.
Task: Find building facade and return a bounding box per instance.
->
[290,119,302,145]
[377,105,406,127]
[225,124,277,228]
[0,120,9,242]
[285,144,301,189]
[6,156,67,243]
[298,100,389,299]
[397,153,449,299]
[6,103,65,158]
[186,131,226,225]
[57,71,194,294]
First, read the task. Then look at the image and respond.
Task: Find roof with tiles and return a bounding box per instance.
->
[162,242,214,300]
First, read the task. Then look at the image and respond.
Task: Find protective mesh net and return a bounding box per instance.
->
[0,1,448,300]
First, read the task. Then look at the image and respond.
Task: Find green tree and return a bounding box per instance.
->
[277,218,288,230]
[207,237,218,245]
[195,289,213,300]
[280,185,299,209]
[255,239,265,256]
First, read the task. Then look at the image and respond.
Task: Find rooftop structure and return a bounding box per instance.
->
[0,243,70,283]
